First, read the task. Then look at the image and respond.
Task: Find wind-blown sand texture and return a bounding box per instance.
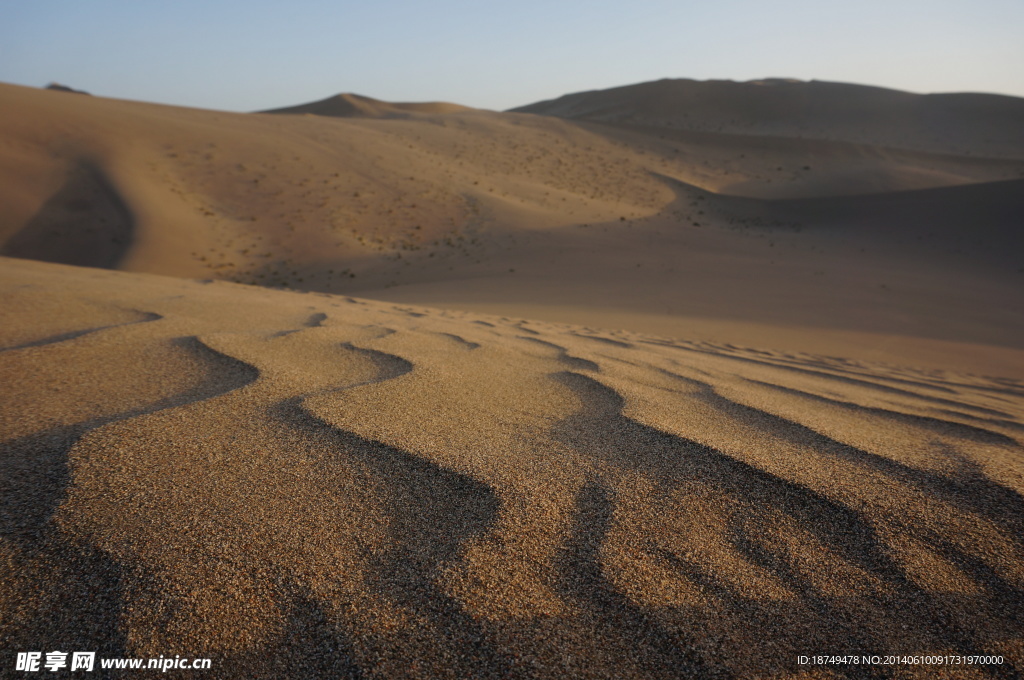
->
[2,78,1024,677]
[2,259,1023,678]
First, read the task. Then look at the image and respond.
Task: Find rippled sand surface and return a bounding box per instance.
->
[2,258,1022,678]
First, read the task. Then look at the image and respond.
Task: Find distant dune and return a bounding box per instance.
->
[261,92,476,118]
[1,77,1023,678]
[44,82,90,95]
[511,78,1024,158]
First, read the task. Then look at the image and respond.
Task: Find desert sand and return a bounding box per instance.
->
[1,78,1023,678]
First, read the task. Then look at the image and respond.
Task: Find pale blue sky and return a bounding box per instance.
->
[2,0,1022,112]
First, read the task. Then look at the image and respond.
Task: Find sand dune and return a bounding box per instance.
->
[511,78,1024,159]
[261,92,476,118]
[1,80,1021,365]
[44,83,90,96]
[2,77,1024,677]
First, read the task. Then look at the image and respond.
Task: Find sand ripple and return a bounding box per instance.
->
[2,261,1023,678]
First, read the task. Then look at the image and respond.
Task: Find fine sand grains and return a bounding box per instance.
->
[2,258,1023,678]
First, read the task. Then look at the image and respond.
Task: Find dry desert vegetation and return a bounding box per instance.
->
[1,78,1023,678]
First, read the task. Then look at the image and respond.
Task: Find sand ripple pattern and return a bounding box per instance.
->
[1,274,1023,678]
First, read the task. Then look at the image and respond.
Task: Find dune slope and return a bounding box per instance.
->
[1,80,1022,373]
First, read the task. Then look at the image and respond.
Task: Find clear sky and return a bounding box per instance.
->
[2,0,1022,112]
